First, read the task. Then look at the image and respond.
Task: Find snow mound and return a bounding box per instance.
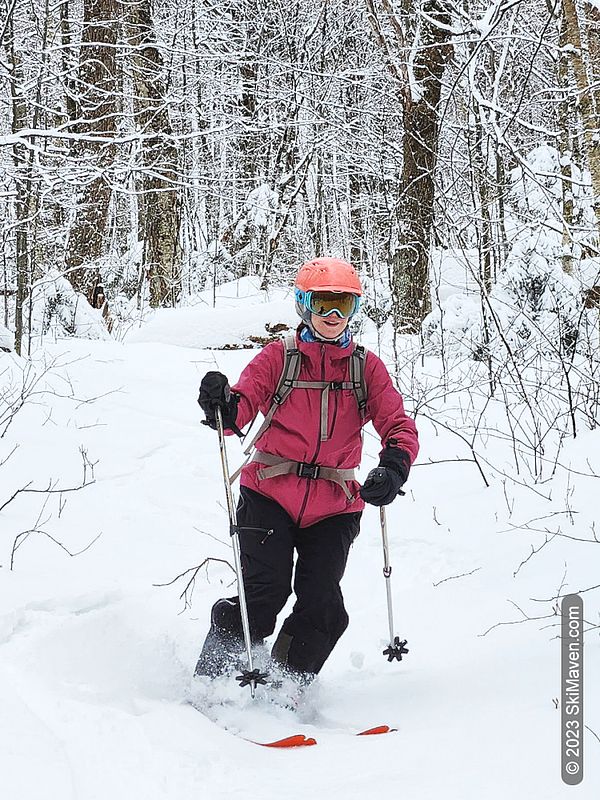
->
[27,270,110,341]
[125,278,298,349]
[0,323,14,351]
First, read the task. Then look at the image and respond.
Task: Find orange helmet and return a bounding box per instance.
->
[295,257,362,296]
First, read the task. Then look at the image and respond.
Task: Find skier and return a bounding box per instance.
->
[195,257,419,688]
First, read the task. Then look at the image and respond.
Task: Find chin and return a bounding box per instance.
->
[308,315,348,341]
[320,326,343,337]
[326,332,346,341]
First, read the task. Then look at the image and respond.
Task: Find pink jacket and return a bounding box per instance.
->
[230,333,419,527]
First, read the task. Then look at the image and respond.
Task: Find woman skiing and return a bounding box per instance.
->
[195,257,419,685]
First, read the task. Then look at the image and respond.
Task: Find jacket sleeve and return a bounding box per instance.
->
[229,339,285,431]
[364,350,419,467]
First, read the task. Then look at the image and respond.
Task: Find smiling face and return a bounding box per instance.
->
[310,311,349,340]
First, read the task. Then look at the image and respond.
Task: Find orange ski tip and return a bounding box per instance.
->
[254,734,317,748]
[356,725,395,736]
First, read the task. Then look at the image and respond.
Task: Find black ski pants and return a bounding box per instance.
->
[202,486,361,677]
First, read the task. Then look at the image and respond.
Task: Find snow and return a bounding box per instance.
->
[123,277,298,350]
[26,270,110,342]
[0,322,14,351]
[430,248,480,305]
[243,183,279,230]
[1,285,598,799]
[425,144,600,359]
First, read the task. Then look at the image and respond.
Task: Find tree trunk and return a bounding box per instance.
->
[561,0,600,224]
[5,12,29,355]
[64,0,118,304]
[395,6,452,332]
[470,100,493,292]
[392,97,437,333]
[366,0,452,334]
[121,0,182,308]
[558,9,577,273]
[586,1,600,131]
[60,0,78,125]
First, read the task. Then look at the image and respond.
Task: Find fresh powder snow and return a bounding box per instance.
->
[1,281,598,799]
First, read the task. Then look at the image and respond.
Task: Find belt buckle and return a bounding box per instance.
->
[297,462,320,480]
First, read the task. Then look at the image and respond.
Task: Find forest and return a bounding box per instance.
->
[1,0,598,355]
[1,4,599,793]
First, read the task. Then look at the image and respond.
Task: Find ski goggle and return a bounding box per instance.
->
[295,289,360,319]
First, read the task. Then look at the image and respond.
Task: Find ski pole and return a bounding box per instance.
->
[215,406,267,696]
[379,506,409,662]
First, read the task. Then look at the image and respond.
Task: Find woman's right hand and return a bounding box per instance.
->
[198,371,238,431]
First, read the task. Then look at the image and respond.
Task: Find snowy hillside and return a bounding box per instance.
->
[1,283,598,800]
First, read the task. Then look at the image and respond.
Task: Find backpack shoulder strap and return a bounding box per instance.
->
[349,343,368,418]
[242,334,302,456]
[273,333,302,404]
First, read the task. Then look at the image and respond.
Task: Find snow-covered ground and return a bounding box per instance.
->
[1,282,598,799]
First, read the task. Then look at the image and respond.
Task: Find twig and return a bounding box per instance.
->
[417,412,490,487]
[0,444,18,467]
[530,583,600,603]
[0,476,95,514]
[480,598,559,637]
[513,533,557,578]
[585,726,600,748]
[193,525,230,548]
[154,557,235,611]
[11,529,101,570]
[433,566,482,587]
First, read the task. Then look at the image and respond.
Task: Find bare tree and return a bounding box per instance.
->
[4,6,29,355]
[64,0,118,305]
[365,0,453,334]
[121,0,182,307]
[561,0,600,222]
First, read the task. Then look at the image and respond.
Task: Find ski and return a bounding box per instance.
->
[356,725,396,736]
[189,698,395,747]
[247,725,396,747]
[249,734,317,748]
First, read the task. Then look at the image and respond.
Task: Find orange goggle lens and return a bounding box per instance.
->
[307,291,359,318]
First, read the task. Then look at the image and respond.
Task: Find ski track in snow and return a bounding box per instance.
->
[1,293,598,799]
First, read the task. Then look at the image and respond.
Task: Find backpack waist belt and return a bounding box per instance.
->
[251,451,357,501]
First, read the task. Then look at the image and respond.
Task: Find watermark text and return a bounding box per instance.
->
[561,594,583,785]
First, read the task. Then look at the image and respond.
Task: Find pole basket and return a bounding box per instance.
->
[235,669,269,689]
[383,637,409,662]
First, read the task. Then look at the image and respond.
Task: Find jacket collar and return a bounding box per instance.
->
[299,323,352,348]
[295,325,355,362]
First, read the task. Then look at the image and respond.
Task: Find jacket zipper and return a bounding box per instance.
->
[329,387,339,439]
[296,344,326,527]
[327,348,350,440]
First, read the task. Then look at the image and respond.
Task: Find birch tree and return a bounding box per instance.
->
[560,0,600,221]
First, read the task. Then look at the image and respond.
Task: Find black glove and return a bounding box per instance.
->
[359,446,410,507]
[198,371,239,433]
